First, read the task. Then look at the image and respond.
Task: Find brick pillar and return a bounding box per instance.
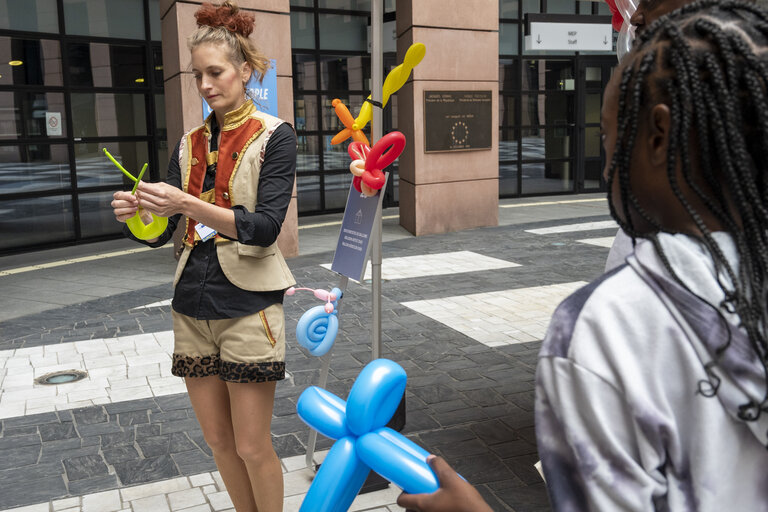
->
[160,0,298,257]
[396,0,499,236]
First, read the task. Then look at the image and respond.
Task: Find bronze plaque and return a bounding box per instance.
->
[424,90,492,152]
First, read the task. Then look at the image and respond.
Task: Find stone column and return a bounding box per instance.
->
[396,0,499,236]
[160,0,298,257]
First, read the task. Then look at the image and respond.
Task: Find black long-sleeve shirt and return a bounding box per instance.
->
[126,119,296,319]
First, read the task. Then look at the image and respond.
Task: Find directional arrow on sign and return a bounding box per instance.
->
[537,34,542,44]
[603,36,608,45]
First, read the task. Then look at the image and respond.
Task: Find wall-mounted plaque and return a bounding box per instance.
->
[424,90,492,152]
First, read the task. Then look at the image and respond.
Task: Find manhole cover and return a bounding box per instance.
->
[35,370,88,385]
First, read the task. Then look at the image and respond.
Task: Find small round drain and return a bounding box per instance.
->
[35,370,88,385]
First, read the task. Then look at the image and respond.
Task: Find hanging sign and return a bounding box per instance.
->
[525,22,613,51]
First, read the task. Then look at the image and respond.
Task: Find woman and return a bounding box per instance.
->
[398,1,768,510]
[111,3,295,510]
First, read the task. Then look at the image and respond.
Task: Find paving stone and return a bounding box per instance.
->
[0,432,41,449]
[103,444,141,464]
[39,421,78,442]
[0,475,68,509]
[0,444,41,470]
[113,455,179,485]
[64,454,110,481]
[68,474,121,497]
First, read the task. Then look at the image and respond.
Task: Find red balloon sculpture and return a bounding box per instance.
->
[347,131,406,197]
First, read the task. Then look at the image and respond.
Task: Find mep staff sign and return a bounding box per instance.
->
[331,174,389,282]
[524,14,613,52]
[203,59,278,119]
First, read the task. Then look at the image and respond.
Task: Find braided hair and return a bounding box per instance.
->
[606,0,768,423]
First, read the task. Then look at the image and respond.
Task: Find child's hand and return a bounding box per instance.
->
[396,456,493,512]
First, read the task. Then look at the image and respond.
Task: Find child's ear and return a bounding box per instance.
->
[647,104,671,167]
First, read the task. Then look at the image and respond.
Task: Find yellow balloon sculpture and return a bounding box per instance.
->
[103,148,168,240]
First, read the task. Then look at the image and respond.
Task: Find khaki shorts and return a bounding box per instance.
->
[171,303,286,383]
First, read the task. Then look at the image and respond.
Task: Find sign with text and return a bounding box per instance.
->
[203,59,278,120]
[424,91,492,153]
[331,174,389,282]
[525,22,612,51]
[45,112,62,136]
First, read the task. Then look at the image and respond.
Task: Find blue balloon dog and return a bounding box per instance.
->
[297,359,440,511]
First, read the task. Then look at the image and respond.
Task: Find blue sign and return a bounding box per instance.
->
[203,59,278,119]
[331,175,389,282]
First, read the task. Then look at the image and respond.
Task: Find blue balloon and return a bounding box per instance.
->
[297,359,452,511]
[295,288,342,357]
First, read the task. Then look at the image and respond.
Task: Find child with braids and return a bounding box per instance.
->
[111,2,295,511]
[398,1,768,510]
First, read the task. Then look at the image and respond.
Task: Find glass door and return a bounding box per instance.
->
[576,56,615,192]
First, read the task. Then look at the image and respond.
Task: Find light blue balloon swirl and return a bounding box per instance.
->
[295,287,342,357]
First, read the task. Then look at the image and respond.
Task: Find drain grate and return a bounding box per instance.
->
[35,370,88,386]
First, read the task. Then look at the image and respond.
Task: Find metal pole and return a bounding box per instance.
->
[371,0,383,360]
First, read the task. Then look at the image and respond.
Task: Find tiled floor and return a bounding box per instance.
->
[401,282,586,348]
[322,251,520,282]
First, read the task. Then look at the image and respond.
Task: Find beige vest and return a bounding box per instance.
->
[173,104,295,292]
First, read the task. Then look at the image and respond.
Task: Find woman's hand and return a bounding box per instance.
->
[135,180,188,217]
[111,191,141,223]
[396,456,493,512]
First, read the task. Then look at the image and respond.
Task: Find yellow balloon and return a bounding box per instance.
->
[126,210,168,240]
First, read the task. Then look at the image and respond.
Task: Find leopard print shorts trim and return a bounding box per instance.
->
[171,353,285,383]
[171,353,220,378]
[220,360,285,383]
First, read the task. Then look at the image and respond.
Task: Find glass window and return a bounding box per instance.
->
[522,60,574,90]
[523,0,541,14]
[521,125,574,158]
[293,54,317,91]
[597,1,611,15]
[324,173,351,210]
[499,59,519,91]
[585,126,601,158]
[0,195,75,251]
[64,0,145,40]
[297,174,321,213]
[499,95,516,127]
[585,66,602,88]
[385,0,396,12]
[149,0,161,41]
[297,135,320,173]
[291,0,313,5]
[75,141,149,188]
[294,95,319,131]
[0,92,67,140]
[79,191,123,238]
[155,94,167,141]
[521,160,573,194]
[0,0,59,33]
[500,0,519,18]
[323,135,349,171]
[322,94,367,132]
[71,93,147,138]
[500,162,519,195]
[521,94,575,126]
[546,0,575,14]
[291,12,315,49]
[585,93,601,124]
[578,0,594,14]
[319,0,370,9]
[500,128,519,161]
[318,13,367,51]
[0,144,70,194]
[584,159,603,189]
[67,43,147,88]
[320,55,370,91]
[0,37,62,87]
[499,23,519,55]
[152,46,163,86]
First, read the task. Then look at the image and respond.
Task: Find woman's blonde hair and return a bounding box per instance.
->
[188,1,270,83]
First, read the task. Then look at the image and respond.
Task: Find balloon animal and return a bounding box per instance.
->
[297,359,441,512]
[347,131,406,197]
[104,148,168,240]
[330,99,370,147]
[286,287,343,357]
[605,0,638,61]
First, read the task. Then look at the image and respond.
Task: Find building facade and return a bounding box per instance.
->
[0,0,616,254]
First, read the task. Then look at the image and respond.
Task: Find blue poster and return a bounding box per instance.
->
[203,59,278,119]
[331,174,389,282]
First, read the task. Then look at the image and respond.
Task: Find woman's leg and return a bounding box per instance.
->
[185,376,258,512]
[227,380,283,512]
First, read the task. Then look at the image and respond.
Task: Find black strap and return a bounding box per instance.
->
[364,98,384,109]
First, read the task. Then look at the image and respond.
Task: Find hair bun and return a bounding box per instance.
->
[195,1,254,38]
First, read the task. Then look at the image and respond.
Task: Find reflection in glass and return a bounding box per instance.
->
[297,135,320,173]
[155,94,167,141]
[547,0,575,14]
[153,46,164,85]
[585,93,601,124]
[585,126,601,158]
[585,66,602,88]
[0,37,62,86]
[499,59,519,90]
[318,13,367,51]
[319,0,370,9]
[291,12,315,49]
[64,0,145,40]
[79,191,123,238]
[291,0,313,6]
[321,95,367,132]
[67,43,147,87]
[523,0,540,14]
[0,195,75,251]
[0,0,59,33]
[323,135,350,171]
[75,141,149,188]
[149,0,161,41]
[499,128,519,161]
[521,94,575,126]
[0,92,67,139]
[324,173,352,210]
[523,60,574,90]
[500,162,519,196]
[499,95,516,128]
[500,0,519,18]
[320,55,370,91]
[499,23,519,56]
[297,174,321,213]
[293,54,317,91]
[521,161,573,194]
[584,159,604,189]
[71,93,147,138]
[294,96,318,131]
[0,145,70,194]
[521,126,574,159]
